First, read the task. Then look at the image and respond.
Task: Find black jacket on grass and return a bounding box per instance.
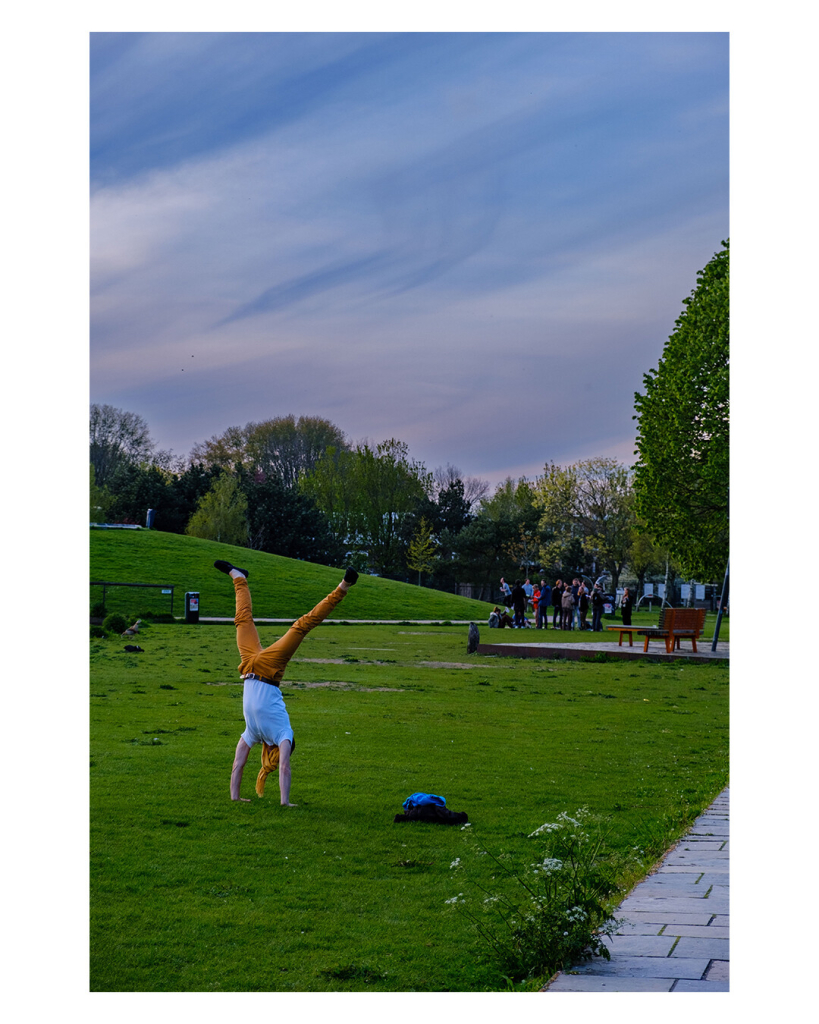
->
[394,805,469,825]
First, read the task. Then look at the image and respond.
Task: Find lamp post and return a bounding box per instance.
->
[711,559,729,651]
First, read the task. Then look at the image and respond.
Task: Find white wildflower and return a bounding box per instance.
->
[528,821,560,837]
[450,858,461,869]
[539,857,563,874]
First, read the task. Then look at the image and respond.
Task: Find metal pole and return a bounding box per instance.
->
[711,559,729,651]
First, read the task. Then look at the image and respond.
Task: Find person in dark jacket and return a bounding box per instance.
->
[537,579,551,628]
[620,587,634,626]
[591,584,605,632]
[511,579,528,628]
[552,580,563,628]
[578,583,590,630]
[571,578,582,630]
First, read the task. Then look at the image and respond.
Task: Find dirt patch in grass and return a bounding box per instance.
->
[419,661,476,669]
[201,677,403,691]
[285,681,404,692]
[293,657,347,664]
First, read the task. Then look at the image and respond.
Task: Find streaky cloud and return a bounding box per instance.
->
[214,252,392,326]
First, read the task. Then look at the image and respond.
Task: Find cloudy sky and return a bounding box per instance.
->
[90,31,728,487]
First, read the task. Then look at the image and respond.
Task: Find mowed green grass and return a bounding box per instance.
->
[90,615,729,991]
[90,529,498,621]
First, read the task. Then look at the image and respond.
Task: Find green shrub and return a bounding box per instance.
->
[90,625,106,639]
[90,601,107,618]
[102,613,128,635]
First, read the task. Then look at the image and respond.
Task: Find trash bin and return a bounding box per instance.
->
[184,592,200,624]
[146,508,156,529]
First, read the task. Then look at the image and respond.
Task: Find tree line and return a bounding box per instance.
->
[89,416,706,598]
[91,242,728,594]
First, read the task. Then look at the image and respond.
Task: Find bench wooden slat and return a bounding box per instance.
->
[636,608,706,654]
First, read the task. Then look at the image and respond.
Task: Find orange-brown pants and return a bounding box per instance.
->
[233,575,347,682]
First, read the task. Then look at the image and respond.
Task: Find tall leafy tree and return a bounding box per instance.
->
[432,463,489,511]
[90,404,155,487]
[189,415,347,488]
[163,463,223,534]
[185,473,248,546]
[259,415,347,487]
[451,478,541,596]
[301,438,431,575]
[239,469,342,564]
[628,526,681,599]
[105,463,173,527]
[188,426,246,472]
[406,517,437,585]
[90,465,113,523]
[633,241,729,581]
[534,458,635,591]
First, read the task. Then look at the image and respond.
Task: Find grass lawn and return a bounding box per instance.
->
[90,529,498,621]
[90,616,728,991]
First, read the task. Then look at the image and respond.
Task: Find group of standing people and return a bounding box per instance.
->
[492,575,617,632]
[492,575,636,632]
[550,578,596,631]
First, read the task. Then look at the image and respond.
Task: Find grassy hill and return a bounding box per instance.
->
[90,528,496,621]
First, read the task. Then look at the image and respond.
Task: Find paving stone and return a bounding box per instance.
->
[690,824,729,835]
[635,875,710,891]
[671,937,729,959]
[667,849,729,859]
[664,856,729,867]
[620,896,724,914]
[711,915,730,927]
[675,841,726,852]
[697,875,730,889]
[659,925,729,939]
[669,852,717,861]
[614,921,667,935]
[571,956,710,980]
[705,959,729,981]
[661,865,728,874]
[603,934,677,956]
[546,975,675,992]
[673,979,730,992]
[619,911,715,926]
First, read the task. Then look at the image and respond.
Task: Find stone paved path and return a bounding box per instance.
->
[544,788,729,992]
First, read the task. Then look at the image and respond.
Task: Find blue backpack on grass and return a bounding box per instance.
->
[402,792,446,811]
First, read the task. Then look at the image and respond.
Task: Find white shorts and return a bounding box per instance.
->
[240,677,294,749]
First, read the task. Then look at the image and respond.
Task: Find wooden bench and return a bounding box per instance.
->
[606,625,643,647]
[637,607,707,654]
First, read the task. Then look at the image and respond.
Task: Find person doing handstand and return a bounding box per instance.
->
[214,560,358,805]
